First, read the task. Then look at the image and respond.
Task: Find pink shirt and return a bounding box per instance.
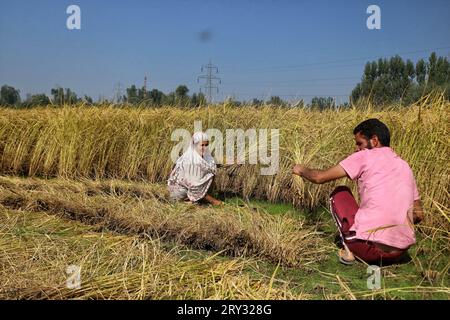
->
[339,147,420,249]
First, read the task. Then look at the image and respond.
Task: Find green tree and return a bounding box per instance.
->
[83,95,93,104]
[190,93,199,107]
[251,98,263,107]
[196,92,206,106]
[434,56,450,85]
[405,59,415,81]
[415,59,427,85]
[175,85,189,106]
[64,88,79,104]
[428,52,438,84]
[267,96,284,106]
[126,85,139,104]
[310,96,335,110]
[138,86,149,103]
[149,89,165,106]
[50,87,79,105]
[175,85,189,98]
[51,87,64,104]
[0,85,21,106]
[352,52,450,105]
[28,94,50,106]
[163,92,176,105]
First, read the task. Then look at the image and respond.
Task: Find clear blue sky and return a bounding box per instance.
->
[1,0,449,103]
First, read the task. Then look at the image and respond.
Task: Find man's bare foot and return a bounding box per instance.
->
[204,194,223,206]
[338,247,356,265]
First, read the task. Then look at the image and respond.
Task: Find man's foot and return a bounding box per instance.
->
[211,199,223,206]
[203,194,223,206]
[338,248,356,265]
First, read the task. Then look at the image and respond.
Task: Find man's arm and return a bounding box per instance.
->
[413,199,424,224]
[292,164,348,184]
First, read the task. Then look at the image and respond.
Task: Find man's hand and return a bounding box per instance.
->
[292,164,305,176]
[413,199,424,224]
[292,164,348,184]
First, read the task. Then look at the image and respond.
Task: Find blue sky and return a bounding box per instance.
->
[0,0,449,103]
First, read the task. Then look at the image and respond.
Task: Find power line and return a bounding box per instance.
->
[215,46,450,98]
[227,76,361,85]
[197,60,221,103]
[221,93,350,97]
[221,45,450,74]
[219,92,351,105]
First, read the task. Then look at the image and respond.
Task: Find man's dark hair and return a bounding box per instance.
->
[353,118,390,147]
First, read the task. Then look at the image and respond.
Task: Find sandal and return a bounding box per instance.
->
[338,248,356,265]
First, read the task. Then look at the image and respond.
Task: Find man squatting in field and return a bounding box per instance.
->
[293,119,424,265]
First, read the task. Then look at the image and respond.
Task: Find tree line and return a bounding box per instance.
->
[0,84,207,108]
[122,84,207,107]
[351,52,450,105]
[1,52,448,109]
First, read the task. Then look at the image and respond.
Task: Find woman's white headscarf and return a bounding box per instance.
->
[168,132,216,201]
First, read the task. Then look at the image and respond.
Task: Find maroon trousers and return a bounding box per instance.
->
[329,186,406,265]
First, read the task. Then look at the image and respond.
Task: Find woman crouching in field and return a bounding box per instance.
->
[168,132,223,206]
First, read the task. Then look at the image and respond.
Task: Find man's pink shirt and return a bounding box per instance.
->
[339,147,420,249]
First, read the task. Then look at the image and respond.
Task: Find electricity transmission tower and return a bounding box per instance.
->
[197,61,221,103]
[114,82,124,103]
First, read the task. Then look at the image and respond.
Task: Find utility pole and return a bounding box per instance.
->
[197,60,221,103]
[143,75,148,100]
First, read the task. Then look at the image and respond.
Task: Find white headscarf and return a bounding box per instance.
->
[168,132,216,200]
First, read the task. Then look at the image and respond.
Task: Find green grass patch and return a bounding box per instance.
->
[222,198,450,299]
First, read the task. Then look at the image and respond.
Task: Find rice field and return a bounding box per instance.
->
[0,94,449,299]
